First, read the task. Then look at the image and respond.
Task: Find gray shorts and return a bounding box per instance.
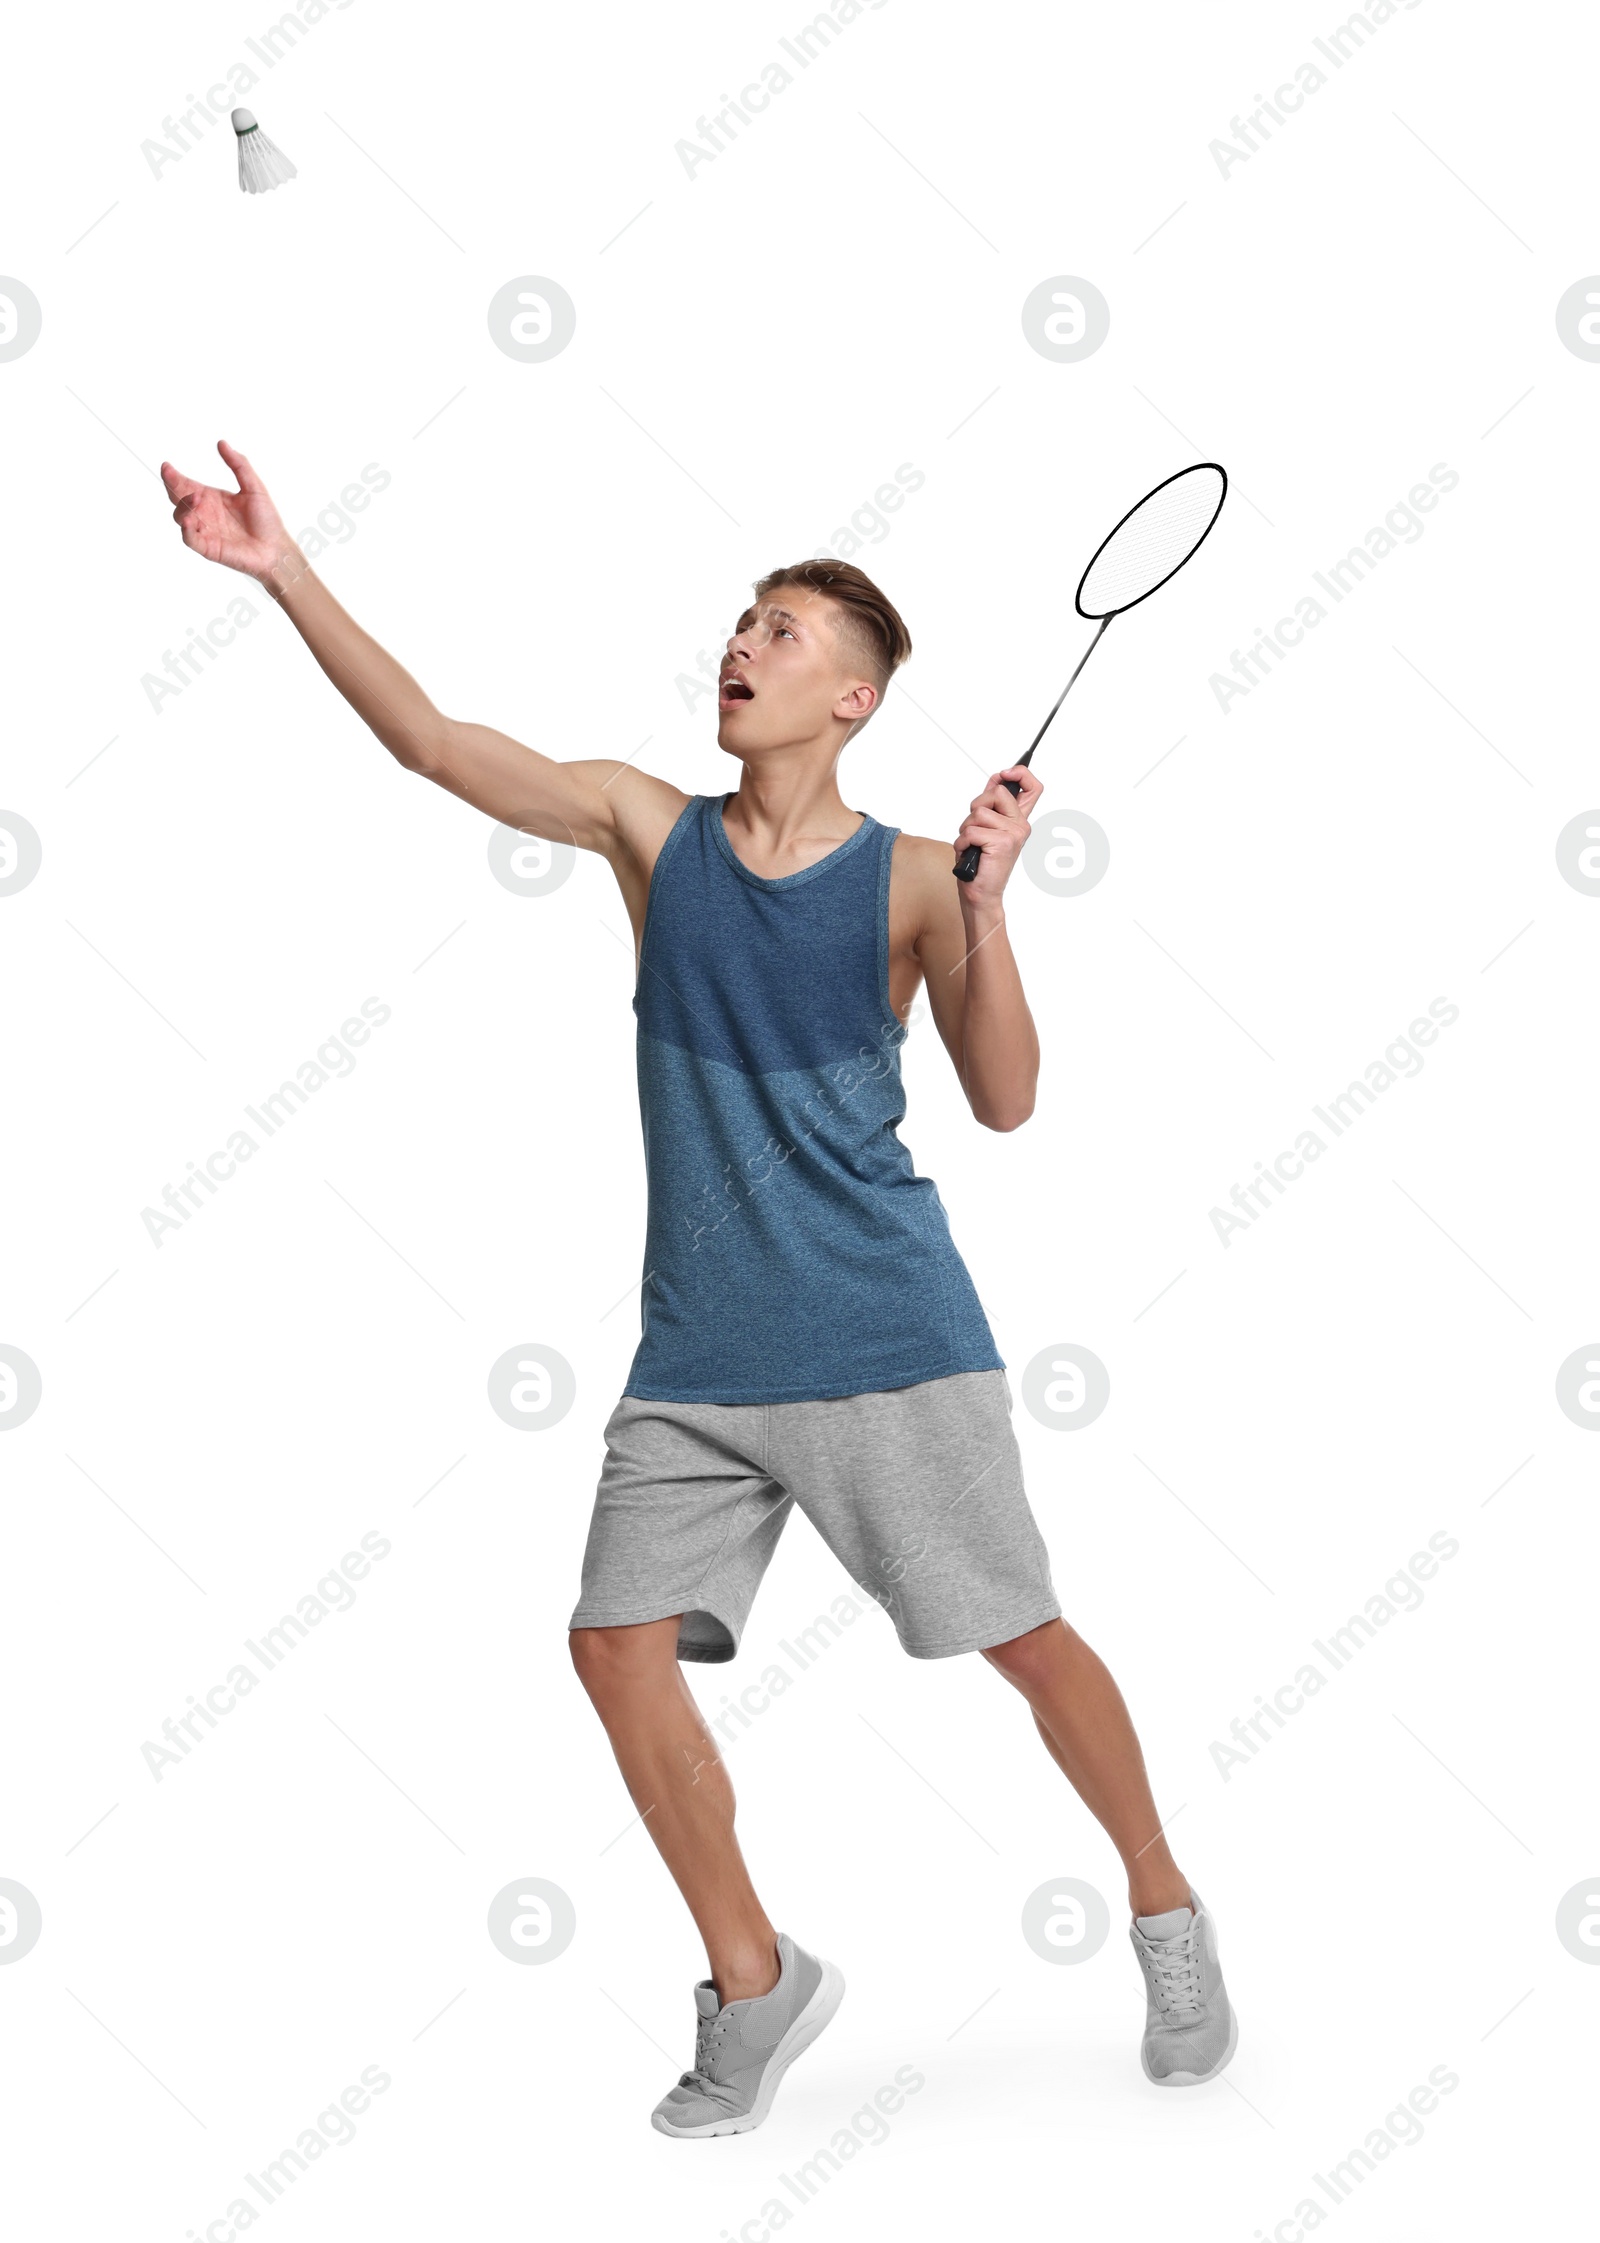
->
[568,1368,1061,1662]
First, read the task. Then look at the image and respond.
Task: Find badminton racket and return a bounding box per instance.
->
[953,461,1229,881]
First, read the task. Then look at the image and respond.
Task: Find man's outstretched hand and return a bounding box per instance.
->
[159,440,297,584]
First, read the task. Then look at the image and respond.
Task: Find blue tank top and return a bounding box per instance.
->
[623,793,1004,1404]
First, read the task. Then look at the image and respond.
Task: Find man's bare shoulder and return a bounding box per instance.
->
[890,828,959,882]
[890,830,959,876]
[568,761,693,871]
[888,830,962,944]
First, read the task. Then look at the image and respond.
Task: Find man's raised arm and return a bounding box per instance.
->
[159,439,685,860]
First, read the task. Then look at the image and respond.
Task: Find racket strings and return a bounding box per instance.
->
[1076,465,1226,619]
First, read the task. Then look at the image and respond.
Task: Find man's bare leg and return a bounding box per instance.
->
[982,1618,1192,1919]
[569,1617,780,2003]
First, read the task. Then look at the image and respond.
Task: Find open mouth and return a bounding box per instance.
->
[719,675,755,707]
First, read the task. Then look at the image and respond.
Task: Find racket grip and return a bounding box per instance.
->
[952,776,1024,882]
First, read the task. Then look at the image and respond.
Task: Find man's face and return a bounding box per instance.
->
[716,588,877,754]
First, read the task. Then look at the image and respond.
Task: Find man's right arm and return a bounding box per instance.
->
[263,548,688,869]
[159,441,691,894]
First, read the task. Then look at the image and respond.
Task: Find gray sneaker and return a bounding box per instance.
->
[1130,1887,1237,2087]
[651,1931,845,2137]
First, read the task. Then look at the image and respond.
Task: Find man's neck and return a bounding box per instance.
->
[719,751,863,878]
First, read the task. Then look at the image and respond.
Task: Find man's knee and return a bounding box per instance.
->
[569,1617,680,1701]
[981,1616,1069,1685]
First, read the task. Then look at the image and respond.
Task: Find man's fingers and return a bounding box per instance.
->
[217,438,263,493]
[986,766,1042,806]
[958,810,1027,849]
[954,764,1037,882]
[971,770,1041,818]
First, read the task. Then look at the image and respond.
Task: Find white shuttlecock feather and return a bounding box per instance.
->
[232,108,297,194]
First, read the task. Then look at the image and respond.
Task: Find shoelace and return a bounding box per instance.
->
[677,2014,744,2112]
[1140,1919,1203,2015]
[692,2013,727,2074]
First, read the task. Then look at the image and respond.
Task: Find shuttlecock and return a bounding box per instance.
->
[232,108,297,194]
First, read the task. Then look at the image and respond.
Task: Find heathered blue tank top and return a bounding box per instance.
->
[623,793,1004,1404]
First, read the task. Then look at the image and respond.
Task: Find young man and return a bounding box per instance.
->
[160,439,1237,2135]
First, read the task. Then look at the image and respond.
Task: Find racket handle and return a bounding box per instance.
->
[953,776,1024,882]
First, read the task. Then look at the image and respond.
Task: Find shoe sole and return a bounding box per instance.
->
[651,1957,847,2137]
[1141,2001,1239,2088]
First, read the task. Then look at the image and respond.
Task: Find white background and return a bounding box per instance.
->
[2,0,1594,2235]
